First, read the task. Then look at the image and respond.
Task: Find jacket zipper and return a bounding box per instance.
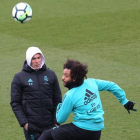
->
[36,71,43,126]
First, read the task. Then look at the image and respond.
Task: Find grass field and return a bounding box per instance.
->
[0,0,140,139]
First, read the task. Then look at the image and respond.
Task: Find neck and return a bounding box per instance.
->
[66,81,84,90]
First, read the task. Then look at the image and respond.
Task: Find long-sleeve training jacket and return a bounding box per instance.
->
[10,60,62,127]
[56,78,128,131]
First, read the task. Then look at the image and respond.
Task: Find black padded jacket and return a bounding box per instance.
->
[10,61,62,127]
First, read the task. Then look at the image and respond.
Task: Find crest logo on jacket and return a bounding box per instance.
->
[44,76,49,84]
[84,89,97,105]
[28,79,33,85]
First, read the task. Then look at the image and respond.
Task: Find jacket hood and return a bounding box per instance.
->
[26,46,45,69]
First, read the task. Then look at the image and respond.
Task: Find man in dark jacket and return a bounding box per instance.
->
[10,46,62,140]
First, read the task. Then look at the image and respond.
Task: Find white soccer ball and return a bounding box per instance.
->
[12,2,32,23]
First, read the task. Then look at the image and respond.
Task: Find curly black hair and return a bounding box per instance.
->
[63,59,88,84]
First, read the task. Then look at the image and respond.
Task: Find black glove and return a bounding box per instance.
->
[124,101,137,114]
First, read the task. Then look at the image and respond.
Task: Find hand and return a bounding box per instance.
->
[55,124,58,126]
[24,123,28,131]
[124,101,137,114]
[54,121,60,126]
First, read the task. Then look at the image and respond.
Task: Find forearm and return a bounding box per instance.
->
[11,102,28,127]
[56,96,73,124]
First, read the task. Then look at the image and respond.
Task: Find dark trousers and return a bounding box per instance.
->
[38,123,101,140]
[24,122,55,140]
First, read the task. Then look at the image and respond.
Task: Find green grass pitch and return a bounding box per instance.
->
[0,0,140,139]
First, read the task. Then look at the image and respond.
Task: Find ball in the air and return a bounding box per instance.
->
[12,2,32,23]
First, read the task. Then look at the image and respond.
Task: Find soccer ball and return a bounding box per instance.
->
[12,2,32,23]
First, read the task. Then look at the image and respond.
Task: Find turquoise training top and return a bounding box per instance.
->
[56,78,128,131]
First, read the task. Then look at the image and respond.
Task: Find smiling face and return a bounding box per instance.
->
[31,53,42,69]
[62,68,75,87]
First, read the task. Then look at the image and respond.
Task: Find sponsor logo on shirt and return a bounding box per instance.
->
[28,79,33,85]
[87,104,100,114]
[84,89,97,105]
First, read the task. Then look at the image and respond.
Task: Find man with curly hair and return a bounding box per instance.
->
[38,59,136,140]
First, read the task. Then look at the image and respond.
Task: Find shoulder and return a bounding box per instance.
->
[84,78,96,84]
[62,91,73,103]
[66,87,79,98]
[12,69,31,81]
[42,68,59,83]
[46,69,58,79]
[11,71,23,84]
[46,68,56,74]
[13,71,23,78]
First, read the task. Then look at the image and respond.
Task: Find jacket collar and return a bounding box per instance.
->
[22,60,47,72]
[66,81,84,90]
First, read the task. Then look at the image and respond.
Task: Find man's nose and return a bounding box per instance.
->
[35,59,39,63]
[62,75,64,80]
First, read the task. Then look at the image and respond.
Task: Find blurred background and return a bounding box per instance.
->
[0,0,140,139]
